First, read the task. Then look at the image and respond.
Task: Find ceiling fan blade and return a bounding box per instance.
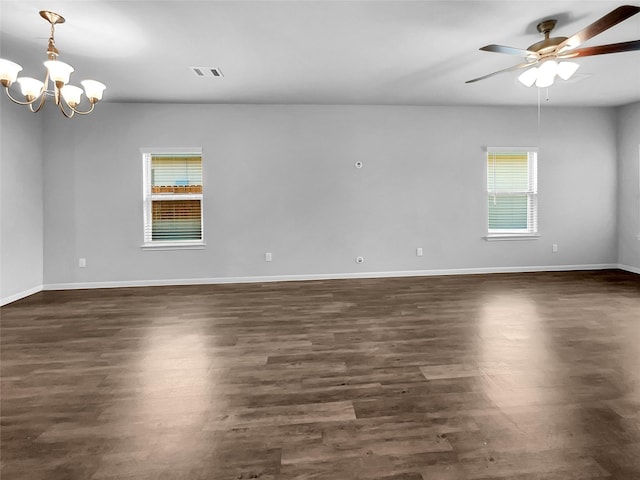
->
[465,62,534,84]
[559,39,640,58]
[557,5,640,51]
[480,44,538,57]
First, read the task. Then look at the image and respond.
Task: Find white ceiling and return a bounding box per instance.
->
[1,0,639,107]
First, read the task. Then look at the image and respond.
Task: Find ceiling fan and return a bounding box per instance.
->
[466,4,640,87]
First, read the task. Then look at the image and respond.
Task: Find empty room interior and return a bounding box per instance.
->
[1,1,640,479]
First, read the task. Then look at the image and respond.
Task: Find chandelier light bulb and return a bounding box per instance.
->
[44,60,74,85]
[16,77,44,100]
[81,80,106,103]
[61,84,83,107]
[0,59,23,87]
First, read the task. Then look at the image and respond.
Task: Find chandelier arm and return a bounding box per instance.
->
[58,100,75,118]
[70,102,96,115]
[5,87,42,106]
[29,89,49,113]
[30,67,51,112]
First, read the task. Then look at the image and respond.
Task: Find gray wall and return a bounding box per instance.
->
[617,101,640,271]
[41,103,619,287]
[1,103,44,304]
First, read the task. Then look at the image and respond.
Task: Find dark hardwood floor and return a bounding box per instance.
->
[1,270,639,479]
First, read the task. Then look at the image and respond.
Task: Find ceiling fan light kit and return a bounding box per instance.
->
[0,10,106,118]
[517,59,580,88]
[467,4,640,88]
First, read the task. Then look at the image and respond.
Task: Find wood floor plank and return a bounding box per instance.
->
[1,269,639,479]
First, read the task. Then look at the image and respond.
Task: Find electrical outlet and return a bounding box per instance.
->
[79,258,86,268]
[416,247,423,257]
[265,252,272,262]
[552,244,558,253]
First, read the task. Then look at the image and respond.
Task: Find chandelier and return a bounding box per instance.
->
[0,11,106,118]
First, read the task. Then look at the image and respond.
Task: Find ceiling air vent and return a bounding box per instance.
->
[190,67,223,78]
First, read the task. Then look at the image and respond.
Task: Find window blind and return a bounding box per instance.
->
[487,150,538,234]
[151,200,202,240]
[143,151,203,245]
[151,156,202,193]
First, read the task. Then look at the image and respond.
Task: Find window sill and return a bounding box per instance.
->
[484,234,540,241]
[141,242,206,251]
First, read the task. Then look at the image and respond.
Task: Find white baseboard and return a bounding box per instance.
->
[0,285,43,307]
[618,263,640,275]
[43,263,622,292]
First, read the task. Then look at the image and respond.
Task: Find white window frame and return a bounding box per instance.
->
[141,147,205,250]
[485,147,539,241]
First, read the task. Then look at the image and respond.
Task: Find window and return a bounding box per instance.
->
[486,148,538,238]
[142,148,204,248]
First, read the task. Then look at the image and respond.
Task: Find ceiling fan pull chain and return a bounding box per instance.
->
[537,87,540,122]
